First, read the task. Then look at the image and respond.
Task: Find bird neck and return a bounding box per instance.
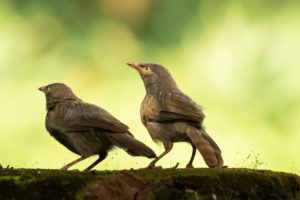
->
[144,82,156,94]
[145,83,179,95]
[144,77,179,94]
[46,97,79,111]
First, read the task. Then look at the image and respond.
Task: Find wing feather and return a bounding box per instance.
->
[64,101,129,133]
[157,91,205,126]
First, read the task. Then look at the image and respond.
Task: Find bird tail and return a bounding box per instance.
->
[187,127,223,168]
[106,133,156,158]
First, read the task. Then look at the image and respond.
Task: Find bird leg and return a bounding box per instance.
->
[172,162,180,169]
[147,142,173,169]
[186,145,196,168]
[83,152,108,172]
[60,157,87,171]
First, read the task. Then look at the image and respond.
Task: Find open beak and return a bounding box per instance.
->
[38,86,46,93]
[127,62,141,71]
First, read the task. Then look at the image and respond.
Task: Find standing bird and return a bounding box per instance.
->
[127,62,223,168]
[39,83,156,171]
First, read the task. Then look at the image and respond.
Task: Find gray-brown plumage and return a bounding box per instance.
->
[39,83,156,171]
[127,62,223,168]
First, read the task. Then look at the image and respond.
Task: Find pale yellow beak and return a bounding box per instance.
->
[38,86,46,93]
[127,62,141,71]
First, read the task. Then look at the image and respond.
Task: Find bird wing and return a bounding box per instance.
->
[64,101,129,133]
[157,91,205,126]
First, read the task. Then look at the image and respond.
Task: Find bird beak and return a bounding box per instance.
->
[38,86,46,93]
[127,62,142,72]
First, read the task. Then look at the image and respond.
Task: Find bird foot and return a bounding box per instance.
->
[146,164,162,169]
[149,166,162,169]
[186,163,194,168]
[172,162,180,169]
[60,166,69,171]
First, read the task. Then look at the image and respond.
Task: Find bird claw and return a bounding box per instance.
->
[186,163,194,168]
[60,167,68,171]
[146,164,162,169]
[172,162,180,169]
[149,166,162,169]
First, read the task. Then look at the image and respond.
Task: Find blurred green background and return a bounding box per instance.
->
[0,0,299,174]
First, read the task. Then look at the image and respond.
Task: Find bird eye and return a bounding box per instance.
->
[46,87,51,93]
[145,67,149,71]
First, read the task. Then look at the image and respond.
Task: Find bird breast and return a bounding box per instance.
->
[140,94,159,125]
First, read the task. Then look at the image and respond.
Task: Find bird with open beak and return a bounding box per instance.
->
[127,62,224,168]
[39,83,156,171]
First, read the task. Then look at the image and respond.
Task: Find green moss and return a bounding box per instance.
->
[0,168,299,200]
[0,169,94,200]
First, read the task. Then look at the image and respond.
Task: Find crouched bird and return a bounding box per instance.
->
[127,62,223,168]
[39,83,156,171]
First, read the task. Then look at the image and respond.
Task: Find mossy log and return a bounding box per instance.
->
[0,168,299,200]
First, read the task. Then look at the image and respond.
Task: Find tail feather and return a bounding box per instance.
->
[187,127,223,168]
[106,133,156,158]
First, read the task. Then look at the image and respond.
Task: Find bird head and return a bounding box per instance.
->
[127,62,178,93]
[39,83,79,110]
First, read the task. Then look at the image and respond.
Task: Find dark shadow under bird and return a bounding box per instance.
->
[39,83,156,171]
[127,62,223,168]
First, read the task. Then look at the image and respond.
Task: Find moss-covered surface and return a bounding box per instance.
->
[0,168,299,200]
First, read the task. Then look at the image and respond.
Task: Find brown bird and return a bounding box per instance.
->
[39,83,156,171]
[127,62,223,168]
